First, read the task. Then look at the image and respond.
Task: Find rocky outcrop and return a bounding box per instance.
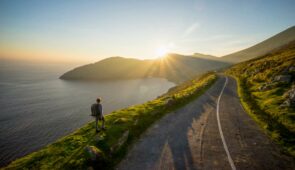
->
[264,66,294,91]
[281,86,295,107]
[274,66,295,84]
[165,96,177,107]
[273,75,292,83]
[245,68,264,76]
[259,83,272,91]
[84,146,104,162]
[166,98,175,106]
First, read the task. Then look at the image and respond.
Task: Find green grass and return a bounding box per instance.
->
[3,73,217,170]
[225,41,295,157]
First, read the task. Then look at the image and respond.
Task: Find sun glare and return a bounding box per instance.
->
[155,46,169,57]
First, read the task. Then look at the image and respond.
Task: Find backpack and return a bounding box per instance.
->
[91,104,98,117]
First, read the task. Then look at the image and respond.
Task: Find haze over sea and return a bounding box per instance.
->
[0,60,175,166]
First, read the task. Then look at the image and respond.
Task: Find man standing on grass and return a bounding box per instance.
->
[91,98,106,133]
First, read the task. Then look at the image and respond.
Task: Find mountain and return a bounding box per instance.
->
[193,53,219,60]
[60,53,229,83]
[221,26,295,63]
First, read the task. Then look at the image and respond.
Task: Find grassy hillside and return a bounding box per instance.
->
[226,41,295,156]
[4,73,217,170]
[222,26,295,63]
[60,53,228,83]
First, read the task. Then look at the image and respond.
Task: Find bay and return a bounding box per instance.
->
[0,60,175,166]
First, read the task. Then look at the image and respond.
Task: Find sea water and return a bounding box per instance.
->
[0,60,175,166]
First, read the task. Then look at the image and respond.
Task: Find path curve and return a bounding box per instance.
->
[117,76,294,170]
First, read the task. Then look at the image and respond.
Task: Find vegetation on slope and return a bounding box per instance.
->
[60,53,228,83]
[226,41,295,156]
[4,73,217,170]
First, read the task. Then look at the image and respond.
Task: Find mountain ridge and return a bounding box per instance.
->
[60,53,229,83]
[221,26,295,63]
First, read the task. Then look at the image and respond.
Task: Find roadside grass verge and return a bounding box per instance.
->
[225,42,295,157]
[232,76,295,157]
[3,73,217,170]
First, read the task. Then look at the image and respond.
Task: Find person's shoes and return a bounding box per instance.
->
[96,129,101,133]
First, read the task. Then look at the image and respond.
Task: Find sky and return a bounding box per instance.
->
[0,0,294,63]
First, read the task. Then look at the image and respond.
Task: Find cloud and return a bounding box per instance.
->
[182,22,200,38]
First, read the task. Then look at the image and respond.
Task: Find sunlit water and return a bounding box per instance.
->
[0,60,175,166]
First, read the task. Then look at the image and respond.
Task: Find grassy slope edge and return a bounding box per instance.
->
[225,42,295,157]
[3,73,217,170]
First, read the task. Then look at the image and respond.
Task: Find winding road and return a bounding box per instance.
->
[117,76,294,170]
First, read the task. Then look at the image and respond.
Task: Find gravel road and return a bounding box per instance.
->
[117,76,294,170]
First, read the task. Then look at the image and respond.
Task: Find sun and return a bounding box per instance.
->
[155,46,169,57]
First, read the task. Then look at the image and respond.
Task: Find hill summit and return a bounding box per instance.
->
[60,53,229,83]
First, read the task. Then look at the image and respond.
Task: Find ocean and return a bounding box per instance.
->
[0,60,175,166]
